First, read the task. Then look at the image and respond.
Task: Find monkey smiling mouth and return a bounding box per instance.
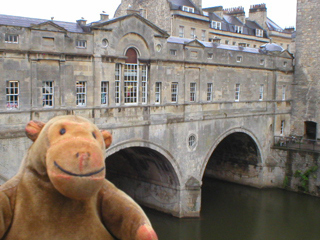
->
[54,161,105,177]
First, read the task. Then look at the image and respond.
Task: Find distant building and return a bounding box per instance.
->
[114,1,295,53]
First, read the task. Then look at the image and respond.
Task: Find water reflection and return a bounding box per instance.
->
[144,178,320,240]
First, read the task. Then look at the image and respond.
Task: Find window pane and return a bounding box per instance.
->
[101,81,109,105]
[124,64,138,103]
[141,65,148,104]
[155,82,161,104]
[76,81,86,106]
[6,81,19,109]
[190,83,196,102]
[171,82,178,102]
[42,81,54,107]
[115,63,121,104]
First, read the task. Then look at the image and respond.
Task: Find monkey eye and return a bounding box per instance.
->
[60,128,66,135]
[92,132,97,139]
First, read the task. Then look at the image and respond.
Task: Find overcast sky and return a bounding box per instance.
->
[2,0,297,29]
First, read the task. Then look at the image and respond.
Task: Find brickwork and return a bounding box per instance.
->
[292,0,320,138]
[114,0,171,33]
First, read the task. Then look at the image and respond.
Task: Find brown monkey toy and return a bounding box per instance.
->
[0,115,158,240]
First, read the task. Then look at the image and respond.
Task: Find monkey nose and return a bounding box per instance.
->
[76,152,91,160]
[76,152,91,171]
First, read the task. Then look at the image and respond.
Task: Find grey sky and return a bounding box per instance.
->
[1,0,297,29]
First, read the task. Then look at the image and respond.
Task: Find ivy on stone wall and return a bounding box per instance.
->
[294,166,318,193]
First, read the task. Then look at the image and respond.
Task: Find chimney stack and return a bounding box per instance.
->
[203,6,223,19]
[224,6,246,23]
[249,4,267,29]
[100,12,109,21]
[76,17,87,26]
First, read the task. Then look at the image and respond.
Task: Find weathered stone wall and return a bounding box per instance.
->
[0,13,295,217]
[272,148,320,196]
[292,0,320,138]
[0,136,30,182]
[114,0,171,33]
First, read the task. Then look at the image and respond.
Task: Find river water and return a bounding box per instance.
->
[144,178,320,240]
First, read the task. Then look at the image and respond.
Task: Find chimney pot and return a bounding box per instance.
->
[100,13,109,21]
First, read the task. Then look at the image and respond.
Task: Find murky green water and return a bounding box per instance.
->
[144,178,320,240]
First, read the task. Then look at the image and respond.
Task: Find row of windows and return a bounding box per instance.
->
[179,26,207,41]
[6,80,109,109]
[6,80,286,110]
[3,33,110,49]
[211,21,263,37]
[4,61,287,110]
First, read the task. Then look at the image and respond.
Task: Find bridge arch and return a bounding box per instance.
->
[105,139,183,216]
[201,127,264,186]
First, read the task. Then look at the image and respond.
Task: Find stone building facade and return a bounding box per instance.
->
[292,0,320,139]
[114,0,295,53]
[0,10,294,217]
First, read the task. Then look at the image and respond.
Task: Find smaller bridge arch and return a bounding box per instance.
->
[105,139,184,217]
[201,127,264,187]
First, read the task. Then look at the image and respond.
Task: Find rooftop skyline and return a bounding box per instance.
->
[1,0,296,30]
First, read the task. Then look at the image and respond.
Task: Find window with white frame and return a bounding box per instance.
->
[5,34,18,43]
[101,81,109,105]
[211,21,222,30]
[42,81,54,107]
[76,81,86,106]
[115,63,121,104]
[225,40,229,45]
[201,30,206,41]
[282,85,286,100]
[207,83,213,101]
[235,26,243,34]
[190,83,196,102]
[182,6,194,13]
[155,82,161,104]
[280,120,285,135]
[141,65,148,104]
[235,83,240,101]
[124,64,138,104]
[171,82,178,103]
[259,84,264,101]
[191,28,196,39]
[256,29,263,37]
[236,56,242,62]
[6,81,19,109]
[76,40,87,48]
[179,26,184,38]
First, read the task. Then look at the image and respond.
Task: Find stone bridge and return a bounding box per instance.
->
[0,99,289,218]
[100,100,287,217]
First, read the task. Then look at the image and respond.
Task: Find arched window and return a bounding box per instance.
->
[125,48,138,64]
[124,48,138,103]
[113,48,148,105]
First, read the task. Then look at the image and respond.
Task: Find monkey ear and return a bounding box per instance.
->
[25,120,46,142]
[101,130,112,149]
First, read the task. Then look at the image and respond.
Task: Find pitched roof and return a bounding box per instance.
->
[169,0,201,14]
[91,14,170,38]
[266,17,283,32]
[167,36,261,54]
[0,14,85,33]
